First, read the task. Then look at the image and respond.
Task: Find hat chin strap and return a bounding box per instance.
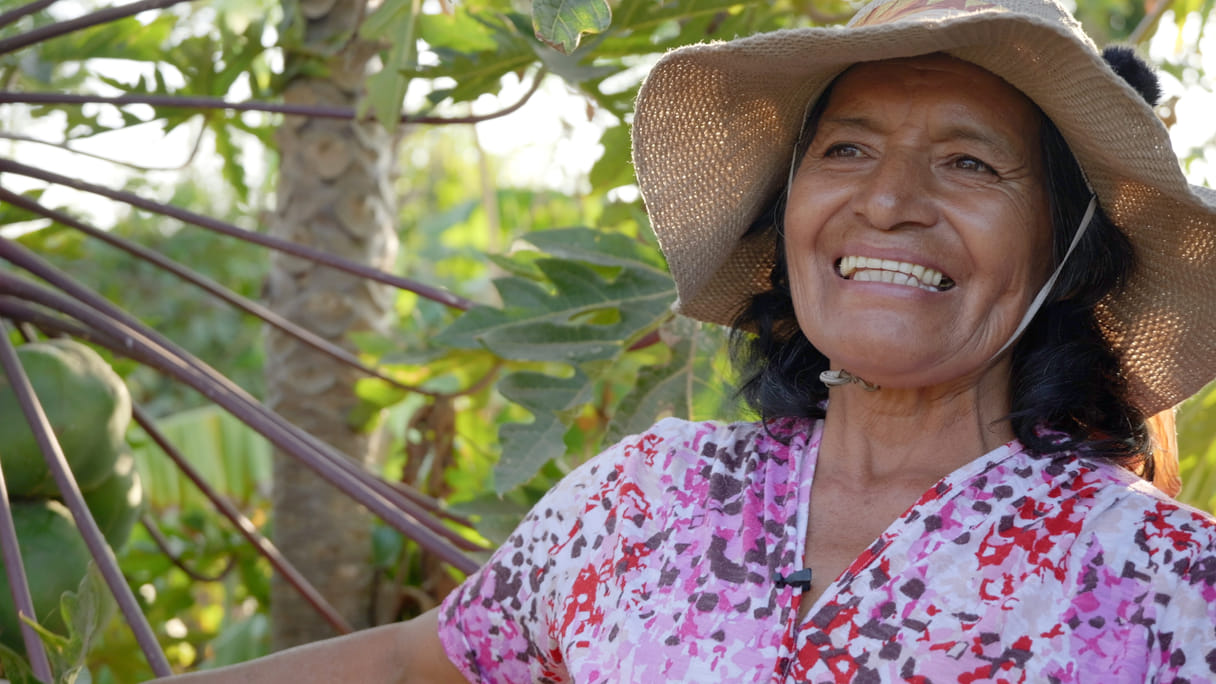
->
[821,193,1099,391]
[992,193,1098,358]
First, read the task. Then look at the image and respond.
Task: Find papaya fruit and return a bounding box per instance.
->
[80,449,143,551]
[0,339,131,498]
[0,499,92,653]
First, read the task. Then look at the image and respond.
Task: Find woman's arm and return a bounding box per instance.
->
[152,608,466,684]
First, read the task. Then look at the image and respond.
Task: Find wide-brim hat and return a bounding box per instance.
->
[631,0,1216,416]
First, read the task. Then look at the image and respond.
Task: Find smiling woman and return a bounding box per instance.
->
[154,0,1216,681]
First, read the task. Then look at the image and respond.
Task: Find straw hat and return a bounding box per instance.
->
[632,0,1216,417]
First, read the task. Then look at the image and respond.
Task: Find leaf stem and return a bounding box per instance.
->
[0,67,548,125]
[0,0,201,55]
[0,0,57,32]
[0,187,447,398]
[132,403,357,633]
[0,157,475,311]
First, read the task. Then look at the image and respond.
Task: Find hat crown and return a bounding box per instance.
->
[848,0,1095,51]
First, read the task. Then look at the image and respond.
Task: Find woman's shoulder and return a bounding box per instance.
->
[1074,458,1216,582]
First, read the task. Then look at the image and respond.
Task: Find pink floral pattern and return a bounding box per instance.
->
[438,417,1216,682]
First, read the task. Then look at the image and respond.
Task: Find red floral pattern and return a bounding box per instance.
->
[439,417,1216,682]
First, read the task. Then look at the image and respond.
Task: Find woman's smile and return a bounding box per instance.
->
[834,255,954,292]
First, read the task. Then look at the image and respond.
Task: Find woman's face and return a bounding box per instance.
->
[784,55,1053,390]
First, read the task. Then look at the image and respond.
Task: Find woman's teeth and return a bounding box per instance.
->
[837,256,955,292]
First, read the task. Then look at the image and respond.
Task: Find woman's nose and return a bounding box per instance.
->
[852,151,938,231]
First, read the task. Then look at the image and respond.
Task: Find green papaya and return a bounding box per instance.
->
[0,339,131,497]
[80,449,143,551]
[0,499,92,653]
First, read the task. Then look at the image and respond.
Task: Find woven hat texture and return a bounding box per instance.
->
[632,0,1216,416]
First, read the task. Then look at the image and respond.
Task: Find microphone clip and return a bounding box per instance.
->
[773,568,814,593]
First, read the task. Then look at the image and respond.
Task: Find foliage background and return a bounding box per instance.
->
[0,0,1214,679]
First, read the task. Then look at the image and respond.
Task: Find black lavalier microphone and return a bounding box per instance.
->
[772,568,814,593]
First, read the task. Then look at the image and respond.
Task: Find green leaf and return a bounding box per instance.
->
[418,9,499,53]
[498,369,593,414]
[589,124,636,192]
[32,15,176,64]
[605,339,694,443]
[438,258,673,363]
[533,0,613,53]
[493,370,594,492]
[525,227,666,273]
[496,412,570,493]
[361,0,422,130]
[409,13,536,105]
[212,120,250,203]
[371,525,406,568]
[59,566,114,669]
[0,642,40,684]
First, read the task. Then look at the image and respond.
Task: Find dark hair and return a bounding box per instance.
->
[730,82,1150,465]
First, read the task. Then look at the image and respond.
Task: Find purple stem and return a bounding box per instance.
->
[0,0,57,31]
[0,0,199,55]
[0,266,482,570]
[140,516,238,583]
[0,186,445,398]
[0,68,546,126]
[132,404,355,635]
[3,291,479,532]
[0,157,474,311]
[0,282,476,542]
[0,328,172,677]
[0,423,55,681]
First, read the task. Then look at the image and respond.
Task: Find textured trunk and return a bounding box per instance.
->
[265,0,399,649]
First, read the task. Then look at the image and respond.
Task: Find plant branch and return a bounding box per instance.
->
[0,249,484,566]
[0,67,547,125]
[0,295,474,534]
[0,157,475,311]
[1129,0,1174,45]
[0,0,200,55]
[0,0,57,32]
[132,404,356,634]
[0,324,173,677]
[140,515,238,583]
[0,187,447,398]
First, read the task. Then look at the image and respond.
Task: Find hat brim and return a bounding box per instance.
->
[632,8,1216,415]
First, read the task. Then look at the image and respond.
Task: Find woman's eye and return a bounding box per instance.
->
[953,156,996,174]
[824,143,862,158]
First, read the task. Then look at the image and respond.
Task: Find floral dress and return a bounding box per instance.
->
[437,417,1216,683]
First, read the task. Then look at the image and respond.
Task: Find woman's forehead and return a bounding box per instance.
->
[818,55,1043,151]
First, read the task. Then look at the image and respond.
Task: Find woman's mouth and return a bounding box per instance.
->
[836,256,956,292]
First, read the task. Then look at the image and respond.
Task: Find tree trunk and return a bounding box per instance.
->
[265,0,399,649]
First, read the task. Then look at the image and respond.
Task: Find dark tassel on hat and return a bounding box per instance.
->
[1102,45,1162,106]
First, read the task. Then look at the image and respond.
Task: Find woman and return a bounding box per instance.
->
[160,0,1216,680]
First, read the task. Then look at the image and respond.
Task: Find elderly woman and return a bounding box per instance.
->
[161,0,1216,680]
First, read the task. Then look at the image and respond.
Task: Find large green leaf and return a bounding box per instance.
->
[605,321,737,443]
[361,0,422,130]
[532,0,613,53]
[31,14,177,64]
[409,12,536,106]
[493,369,595,492]
[438,258,672,361]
